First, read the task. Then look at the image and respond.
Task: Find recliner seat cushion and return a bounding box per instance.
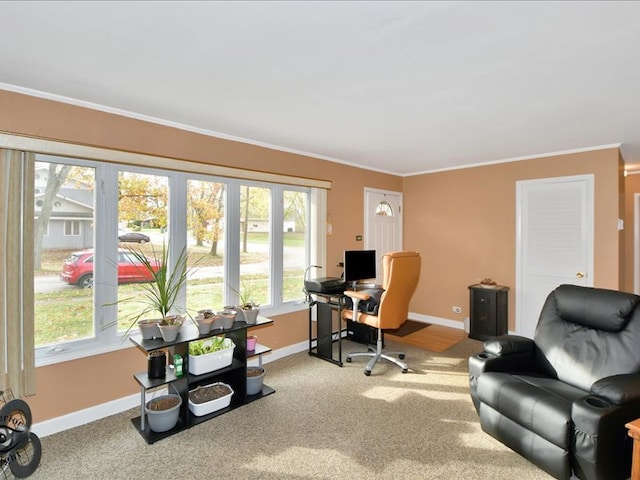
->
[477,371,587,448]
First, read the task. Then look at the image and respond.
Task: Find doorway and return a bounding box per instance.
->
[515,174,594,338]
[364,188,403,284]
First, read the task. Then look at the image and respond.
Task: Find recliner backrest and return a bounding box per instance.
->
[534,284,640,391]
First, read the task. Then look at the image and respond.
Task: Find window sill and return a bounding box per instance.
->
[35,302,309,367]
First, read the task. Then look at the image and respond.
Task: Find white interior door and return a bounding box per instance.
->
[516,175,594,338]
[365,188,403,284]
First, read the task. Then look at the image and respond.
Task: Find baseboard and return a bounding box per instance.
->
[408,312,466,330]
[33,340,310,438]
[31,393,141,438]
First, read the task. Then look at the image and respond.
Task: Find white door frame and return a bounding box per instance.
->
[364,187,403,250]
[634,193,640,294]
[515,174,594,336]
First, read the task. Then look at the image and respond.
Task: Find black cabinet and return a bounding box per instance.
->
[468,284,508,341]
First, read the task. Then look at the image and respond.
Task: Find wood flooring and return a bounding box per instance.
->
[385,322,467,353]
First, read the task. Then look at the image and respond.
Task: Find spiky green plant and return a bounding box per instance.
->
[119,243,191,336]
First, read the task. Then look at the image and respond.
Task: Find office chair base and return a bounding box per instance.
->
[346,343,408,375]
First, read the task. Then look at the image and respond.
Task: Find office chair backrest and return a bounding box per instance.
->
[377,251,421,329]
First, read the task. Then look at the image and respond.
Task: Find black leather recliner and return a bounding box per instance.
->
[469,284,640,480]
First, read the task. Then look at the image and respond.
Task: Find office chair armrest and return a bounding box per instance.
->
[343,290,371,301]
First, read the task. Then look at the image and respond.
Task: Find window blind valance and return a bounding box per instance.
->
[0,133,332,190]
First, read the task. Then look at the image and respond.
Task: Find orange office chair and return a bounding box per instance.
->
[343,251,421,376]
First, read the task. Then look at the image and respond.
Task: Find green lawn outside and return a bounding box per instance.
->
[34,230,306,346]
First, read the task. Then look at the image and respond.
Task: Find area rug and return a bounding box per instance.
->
[385,319,430,337]
[386,322,467,353]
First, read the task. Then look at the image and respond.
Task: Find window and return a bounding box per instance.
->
[34,158,96,347]
[185,177,226,314]
[64,220,80,236]
[33,154,313,364]
[239,184,271,307]
[376,200,393,216]
[282,189,308,303]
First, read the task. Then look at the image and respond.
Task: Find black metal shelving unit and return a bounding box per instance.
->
[130,316,274,444]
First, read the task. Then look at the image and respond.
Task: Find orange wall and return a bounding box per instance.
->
[0,89,626,423]
[0,89,401,422]
[403,148,623,330]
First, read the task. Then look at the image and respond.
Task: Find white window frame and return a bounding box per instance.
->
[34,156,322,366]
[63,220,80,236]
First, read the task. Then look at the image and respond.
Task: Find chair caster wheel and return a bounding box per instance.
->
[402,368,408,374]
[364,370,371,376]
[399,354,405,360]
[346,357,352,363]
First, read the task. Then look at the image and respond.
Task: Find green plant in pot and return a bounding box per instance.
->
[230,280,260,325]
[120,243,192,342]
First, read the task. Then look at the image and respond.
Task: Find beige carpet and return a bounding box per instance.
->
[30,338,552,480]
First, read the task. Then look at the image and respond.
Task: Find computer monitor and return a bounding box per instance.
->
[344,250,376,287]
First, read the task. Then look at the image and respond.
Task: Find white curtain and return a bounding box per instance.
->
[0,149,35,397]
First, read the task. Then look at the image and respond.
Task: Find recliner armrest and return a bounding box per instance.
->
[483,335,534,356]
[469,335,536,378]
[590,373,640,405]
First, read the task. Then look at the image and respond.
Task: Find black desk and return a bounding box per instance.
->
[307,291,345,366]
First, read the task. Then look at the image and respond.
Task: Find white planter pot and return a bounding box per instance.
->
[158,323,182,342]
[188,383,234,416]
[195,316,214,334]
[188,338,236,375]
[211,313,235,330]
[138,319,161,340]
[239,308,259,325]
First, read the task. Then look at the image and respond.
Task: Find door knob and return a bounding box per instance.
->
[576,272,584,278]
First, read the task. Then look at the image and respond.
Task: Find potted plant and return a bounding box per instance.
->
[119,243,192,341]
[188,382,234,416]
[145,390,182,432]
[188,336,236,375]
[231,281,260,325]
[246,366,266,396]
[194,310,215,334]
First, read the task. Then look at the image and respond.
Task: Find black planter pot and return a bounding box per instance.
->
[148,351,166,379]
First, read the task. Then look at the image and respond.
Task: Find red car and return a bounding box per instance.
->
[60,248,161,288]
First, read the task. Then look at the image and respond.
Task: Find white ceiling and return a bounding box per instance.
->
[2,1,640,176]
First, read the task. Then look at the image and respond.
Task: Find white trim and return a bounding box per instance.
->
[405,144,622,177]
[408,312,465,330]
[0,132,331,190]
[311,188,327,269]
[635,193,640,295]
